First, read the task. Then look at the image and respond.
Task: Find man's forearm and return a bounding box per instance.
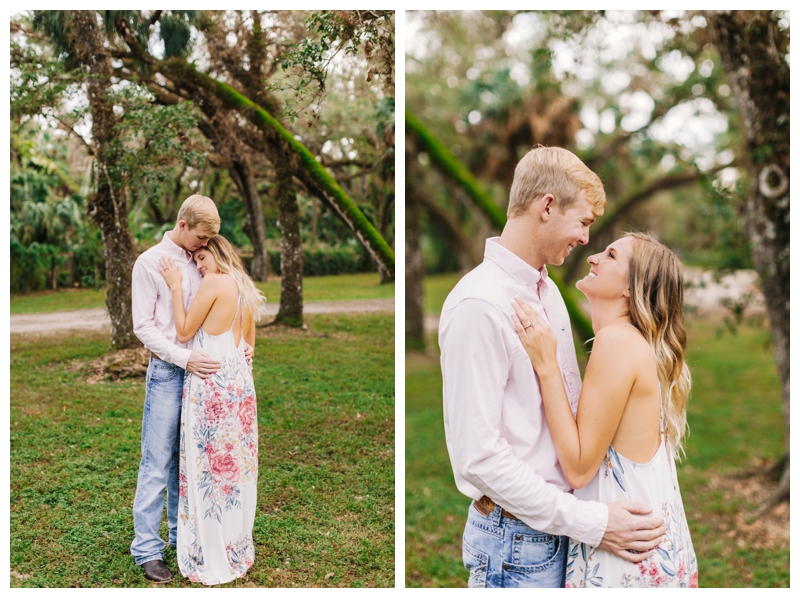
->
[455,445,608,545]
[134,322,191,369]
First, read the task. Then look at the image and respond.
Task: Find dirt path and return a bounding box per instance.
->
[10,298,395,335]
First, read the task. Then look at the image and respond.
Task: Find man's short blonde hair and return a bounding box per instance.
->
[507,146,606,218]
[176,194,221,235]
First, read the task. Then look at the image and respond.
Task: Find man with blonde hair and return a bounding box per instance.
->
[440,146,665,588]
[130,194,226,582]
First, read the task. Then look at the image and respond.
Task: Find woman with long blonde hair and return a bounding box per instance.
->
[158,234,266,585]
[511,231,697,588]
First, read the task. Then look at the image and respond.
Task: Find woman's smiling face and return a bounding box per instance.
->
[194,248,219,277]
[576,236,634,301]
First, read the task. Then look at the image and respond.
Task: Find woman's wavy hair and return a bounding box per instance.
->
[624,231,691,458]
[199,235,266,322]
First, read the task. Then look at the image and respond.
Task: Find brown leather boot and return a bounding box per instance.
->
[141,559,173,583]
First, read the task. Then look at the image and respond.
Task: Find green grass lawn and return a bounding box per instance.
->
[10,273,394,314]
[407,275,787,588]
[10,312,394,588]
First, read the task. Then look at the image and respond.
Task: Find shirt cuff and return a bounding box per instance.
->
[573,500,609,547]
[171,346,192,370]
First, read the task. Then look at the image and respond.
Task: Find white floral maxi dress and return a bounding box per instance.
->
[177,297,258,585]
[567,386,698,588]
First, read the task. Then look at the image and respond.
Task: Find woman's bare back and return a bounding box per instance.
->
[198,273,244,343]
[607,325,662,463]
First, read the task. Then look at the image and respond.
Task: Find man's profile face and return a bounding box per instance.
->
[540,194,597,267]
[178,222,214,252]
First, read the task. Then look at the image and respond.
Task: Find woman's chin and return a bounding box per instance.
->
[576,282,595,306]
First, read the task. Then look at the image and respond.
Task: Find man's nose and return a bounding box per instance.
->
[579,229,590,245]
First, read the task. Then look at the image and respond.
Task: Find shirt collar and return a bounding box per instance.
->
[162,231,192,262]
[483,237,548,287]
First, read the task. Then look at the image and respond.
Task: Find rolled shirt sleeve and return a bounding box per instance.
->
[441,297,608,546]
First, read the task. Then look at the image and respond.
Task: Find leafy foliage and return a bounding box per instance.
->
[11,10,395,295]
[278,11,394,121]
[406,10,754,279]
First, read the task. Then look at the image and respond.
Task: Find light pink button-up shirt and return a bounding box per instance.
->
[439,237,608,546]
[132,232,202,369]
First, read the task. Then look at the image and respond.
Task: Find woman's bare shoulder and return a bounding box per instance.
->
[199,272,233,287]
[199,273,238,296]
[591,324,650,360]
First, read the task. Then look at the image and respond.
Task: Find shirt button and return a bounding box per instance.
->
[503,563,510,570]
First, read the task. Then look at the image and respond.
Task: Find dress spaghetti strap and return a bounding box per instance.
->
[229,294,241,330]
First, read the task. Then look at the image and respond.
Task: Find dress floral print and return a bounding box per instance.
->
[566,390,698,588]
[177,298,258,585]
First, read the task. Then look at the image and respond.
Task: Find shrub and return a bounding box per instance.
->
[241,243,376,277]
[10,241,50,293]
[267,244,376,277]
[10,229,105,293]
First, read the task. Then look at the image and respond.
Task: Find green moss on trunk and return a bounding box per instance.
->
[164,60,394,280]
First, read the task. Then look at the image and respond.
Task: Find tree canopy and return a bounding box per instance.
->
[11,10,395,335]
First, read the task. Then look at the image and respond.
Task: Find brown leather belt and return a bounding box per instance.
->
[473,495,520,520]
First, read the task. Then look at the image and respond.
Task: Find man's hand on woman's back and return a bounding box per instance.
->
[599,501,666,563]
[186,350,221,379]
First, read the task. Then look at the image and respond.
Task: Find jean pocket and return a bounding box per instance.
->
[462,540,489,588]
[502,533,564,588]
[149,360,179,384]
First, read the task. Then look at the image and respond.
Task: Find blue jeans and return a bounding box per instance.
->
[462,501,568,588]
[130,357,184,566]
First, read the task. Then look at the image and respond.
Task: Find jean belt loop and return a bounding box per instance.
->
[491,503,503,526]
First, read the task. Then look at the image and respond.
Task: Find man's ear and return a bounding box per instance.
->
[538,194,556,222]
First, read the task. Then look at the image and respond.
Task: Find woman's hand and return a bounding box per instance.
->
[158,257,183,292]
[511,297,559,374]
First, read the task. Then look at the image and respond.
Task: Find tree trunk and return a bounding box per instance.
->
[405,197,426,350]
[71,10,138,350]
[704,10,790,510]
[380,190,395,244]
[273,162,304,327]
[378,189,396,286]
[311,198,319,246]
[227,155,270,281]
[91,183,139,350]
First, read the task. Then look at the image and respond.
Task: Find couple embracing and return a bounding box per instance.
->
[129,195,265,585]
[440,147,699,588]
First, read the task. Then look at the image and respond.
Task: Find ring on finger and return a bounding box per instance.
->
[524,323,533,329]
